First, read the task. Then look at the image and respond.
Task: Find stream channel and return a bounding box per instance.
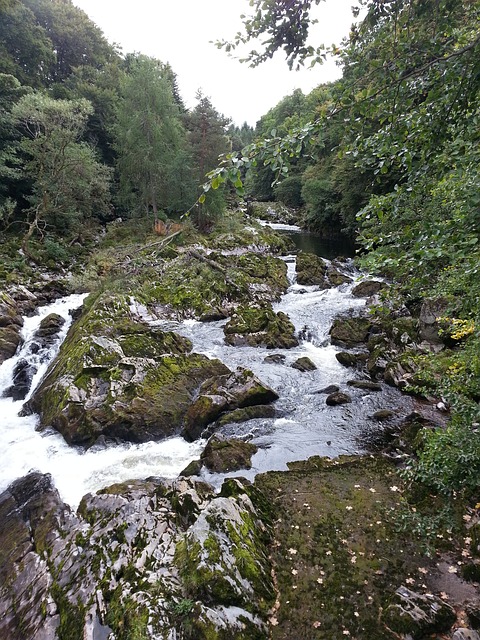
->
[0,224,411,509]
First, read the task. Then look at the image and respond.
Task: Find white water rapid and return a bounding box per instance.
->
[0,294,205,509]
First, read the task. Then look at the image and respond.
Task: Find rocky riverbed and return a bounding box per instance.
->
[1,207,479,639]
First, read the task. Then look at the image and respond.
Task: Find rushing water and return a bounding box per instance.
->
[0,295,205,508]
[0,245,410,508]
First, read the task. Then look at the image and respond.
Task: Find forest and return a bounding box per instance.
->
[1,0,478,498]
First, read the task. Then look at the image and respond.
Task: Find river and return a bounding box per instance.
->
[0,229,409,508]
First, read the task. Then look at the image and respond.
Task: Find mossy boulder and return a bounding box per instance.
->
[214,404,276,428]
[136,250,289,319]
[326,266,353,286]
[0,472,273,639]
[330,316,372,347]
[291,356,317,372]
[200,435,258,473]
[27,293,235,445]
[295,251,330,287]
[36,313,65,339]
[224,304,298,349]
[183,368,279,441]
[0,325,22,364]
[352,280,385,298]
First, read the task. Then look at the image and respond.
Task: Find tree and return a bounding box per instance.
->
[185,92,231,230]
[114,55,192,219]
[12,92,112,256]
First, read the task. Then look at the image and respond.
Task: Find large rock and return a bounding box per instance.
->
[183,367,279,440]
[224,304,298,349]
[200,434,258,473]
[295,251,330,287]
[26,294,237,445]
[0,473,274,640]
[0,292,23,364]
[352,280,385,298]
[419,298,449,346]
[382,586,456,638]
[330,316,372,347]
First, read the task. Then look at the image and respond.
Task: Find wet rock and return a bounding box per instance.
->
[326,266,353,286]
[35,313,65,342]
[0,293,23,364]
[200,435,258,473]
[326,391,352,406]
[336,351,359,367]
[295,251,330,287]
[291,356,317,372]
[330,316,372,347]
[316,384,340,394]
[382,586,456,638]
[28,293,241,445]
[0,473,273,640]
[214,404,276,428]
[372,409,396,421]
[264,353,286,364]
[347,380,382,391]
[352,280,385,298]
[199,308,228,322]
[4,358,34,401]
[0,325,22,364]
[183,367,279,441]
[224,303,298,349]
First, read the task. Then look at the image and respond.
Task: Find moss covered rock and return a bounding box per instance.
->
[224,304,298,349]
[27,293,233,445]
[183,367,279,440]
[330,316,372,347]
[295,251,330,287]
[200,435,258,473]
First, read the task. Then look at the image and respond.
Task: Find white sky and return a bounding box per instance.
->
[73,0,356,127]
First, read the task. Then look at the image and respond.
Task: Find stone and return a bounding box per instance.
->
[326,266,353,286]
[0,325,22,364]
[264,353,286,364]
[372,410,395,421]
[347,380,382,391]
[336,351,359,368]
[382,586,456,638]
[466,602,480,629]
[4,358,34,401]
[295,251,330,287]
[316,384,340,394]
[330,316,372,347]
[224,304,298,349]
[326,391,352,406]
[183,368,279,441]
[291,357,317,372]
[200,435,258,473]
[351,280,385,298]
[419,298,449,346]
[35,313,65,340]
[214,404,276,428]
[0,472,273,640]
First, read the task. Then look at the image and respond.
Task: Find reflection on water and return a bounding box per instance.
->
[287,230,356,259]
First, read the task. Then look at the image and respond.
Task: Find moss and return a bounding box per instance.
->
[255,455,450,639]
[50,582,86,640]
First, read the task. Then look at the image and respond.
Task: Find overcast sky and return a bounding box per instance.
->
[73,0,357,127]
